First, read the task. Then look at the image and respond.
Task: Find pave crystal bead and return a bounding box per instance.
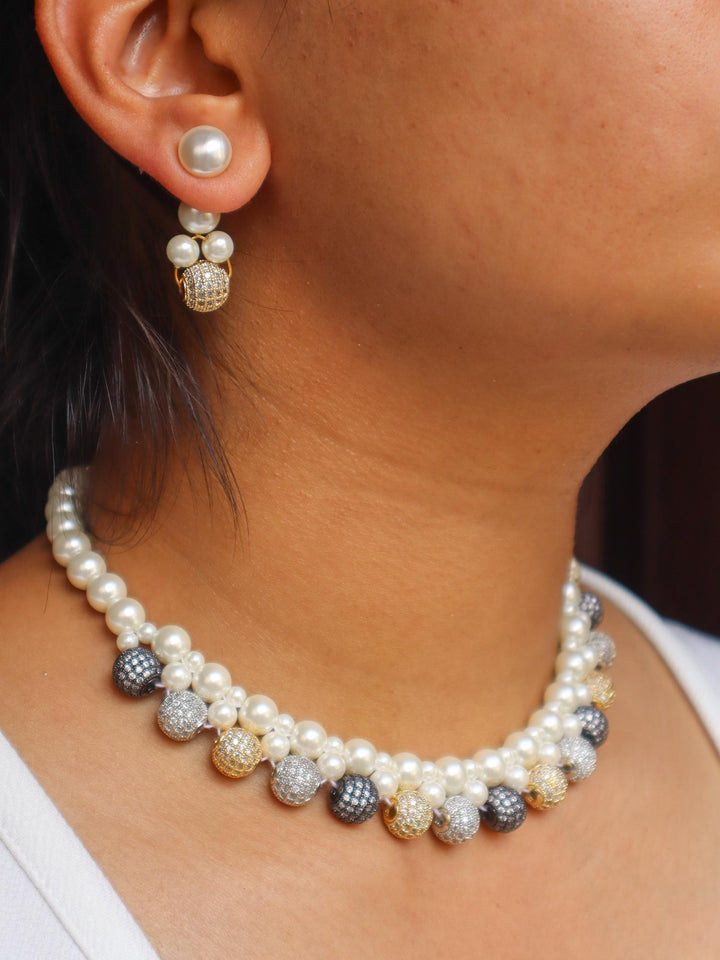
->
[574,704,609,747]
[157,690,208,741]
[270,755,322,806]
[588,630,617,668]
[181,261,229,312]
[579,591,604,628]
[526,763,568,810]
[431,794,481,844]
[559,736,597,781]
[383,791,434,839]
[328,775,379,824]
[482,786,527,833]
[587,672,616,709]
[112,648,162,697]
[211,727,262,778]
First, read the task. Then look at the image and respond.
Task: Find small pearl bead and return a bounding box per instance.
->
[371,768,399,798]
[52,531,91,566]
[436,756,466,796]
[561,614,590,649]
[86,573,127,612]
[177,204,220,235]
[462,779,489,807]
[345,738,377,776]
[166,234,199,268]
[152,625,192,664]
[240,694,278,735]
[582,645,599,670]
[529,708,565,742]
[66,551,106,589]
[105,597,146,635]
[201,231,234,263]
[524,725,545,745]
[262,732,291,762]
[574,682,592,706]
[374,751,394,770]
[273,713,295,736]
[463,758,479,780]
[562,581,581,606]
[504,764,529,791]
[555,669,577,685]
[393,752,423,790]
[421,761,438,780]
[317,751,346,781]
[504,733,538,768]
[473,749,505,787]
[499,747,517,767]
[290,720,328,759]
[47,514,80,541]
[544,682,578,713]
[207,701,237,730]
[556,650,587,680]
[226,685,247,708]
[563,714,584,738]
[419,779,446,808]
[178,126,232,177]
[193,662,232,702]
[183,650,205,673]
[538,742,561,765]
[116,630,139,652]
[137,622,158,644]
[161,662,192,692]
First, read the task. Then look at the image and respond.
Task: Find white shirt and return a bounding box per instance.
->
[1,567,719,959]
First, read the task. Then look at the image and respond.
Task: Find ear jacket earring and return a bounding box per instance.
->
[167,126,234,313]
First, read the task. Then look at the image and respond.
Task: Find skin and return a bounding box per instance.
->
[0,0,718,955]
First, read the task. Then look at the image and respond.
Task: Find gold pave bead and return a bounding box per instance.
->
[383,791,434,839]
[526,764,568,810]
[212,727,262,778]
[587,672,616,710]
[181,260,230,312]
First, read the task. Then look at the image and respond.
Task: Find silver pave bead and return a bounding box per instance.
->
[112,648,161,697]
[157,690,208,741]
[270,755,322,806]
[328,775,379,824]
[482,786,527,833]
[559,736,597,781]
[574,704,609,747]
[588,630,617,668]
[432,794,481,844]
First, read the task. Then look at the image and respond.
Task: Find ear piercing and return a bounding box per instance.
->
[167,126,234,312]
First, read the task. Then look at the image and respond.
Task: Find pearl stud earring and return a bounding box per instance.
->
[166,203,234,312]
[178,126,232,178]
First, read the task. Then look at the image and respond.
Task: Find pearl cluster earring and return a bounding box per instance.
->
[166,126,235,313]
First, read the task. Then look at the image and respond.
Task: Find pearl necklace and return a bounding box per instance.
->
[45,468,617,844]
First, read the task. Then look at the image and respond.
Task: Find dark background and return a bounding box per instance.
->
[2,374,720,636]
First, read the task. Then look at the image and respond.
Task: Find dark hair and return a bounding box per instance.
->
[1,6,239,559]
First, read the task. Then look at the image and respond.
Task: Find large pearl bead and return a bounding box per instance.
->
[290,720,328,759]
[473,749,505,787]
[344,738,377,776]
[178,126,232,177]
[152,625,192,664]
[436,755,466,796]
[240,694,278,735]
[201,231,234,264]
[166,234,199,268]
[192,662,232,702]
[86,573,127,612]
[51,531,91,566]
[66,550,106,589]
[178,204,220,235]
[161,661,192,692]
[105,597,146,635]
[393,753,423,790]
[262,732,291,762]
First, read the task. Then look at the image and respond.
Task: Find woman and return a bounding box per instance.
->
[1,1,718,957]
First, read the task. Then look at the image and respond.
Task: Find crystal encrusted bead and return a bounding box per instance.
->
[587,672,616,710]
[157,690,208,741]
[431,795,481,844]
[559,736,597,781]
[211,727,262,778]
[588,630,617,668]
[181,260,229,312]
[112,647,161,697]
[579,591,604,628]
[270,755,322,806]
[482,786,527,833]
[574,704,609,747]
[383,791,434,839]
[328,775,379,824]
[526,763,568,810]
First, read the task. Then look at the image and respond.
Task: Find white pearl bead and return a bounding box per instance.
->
[161,661,192,692]
[207,701,237,730]
[561,614,590,649]
[240,694,278,735]
[183,650,205,673]
[178,126,232,177]
[290,720,328,759]
[226,685,247,708]
[504,732,538,768]
[419,778,446,808]
[463,758,480,780]
[374,751,394,770]
[51,496,77,516]
[393,752,423,789]
[345,738,377,776]
[166,234,199,267]
[66,550,106,589]
[582,645,599,670]
[274,713,296,736]
[473,749,505,787]
[421,760,438,780]
[317,751,346,781]
[47,514,80,541]
[504,764,530,791]
[562,581,581,606]
[105,597,146,635]
[499,747,517,767]
[193,662,232,702]
[137,622,157,644]
[555,669,577,685]
[177,204,220,235]
[201,231,234,263]
[462,779,489,807]
[86,573,127,612]
[538,742,561,765]
[529,708,565,742]
[574,682,592,706]
[371,767,399,798]
[152,625,192,664]
[436,756,466,796]
[116,630,139,651]
[262,732,291,762]
[544,682,577,713]
[524,725,545,745]
[52,531,91,566]
[563,714,584,738]
[556,650,587,680]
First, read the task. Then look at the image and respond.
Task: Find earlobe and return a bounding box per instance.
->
[34,0,271,212]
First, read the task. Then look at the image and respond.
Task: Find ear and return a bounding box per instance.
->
[35,0,272,213]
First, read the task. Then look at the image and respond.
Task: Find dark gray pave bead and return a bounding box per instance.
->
[329,775,379,824]
[574,704,609,747]
[112,648,162,697]
[271,755,322,806]
[157,690,208,741]
[579,591,604,628]
[482,786,527,833]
